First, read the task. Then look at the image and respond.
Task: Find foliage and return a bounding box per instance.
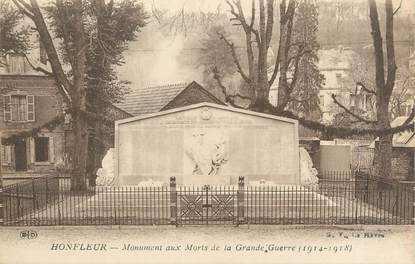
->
[0,0,31,55]
[198,26,237,84]
[7,0,148,190]
[286,0,323,120]
[45,0,148,107]
[55,153,73,174]
[331,108,375,139]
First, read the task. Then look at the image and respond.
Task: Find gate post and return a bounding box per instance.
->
[170,177,177,226]
[237,176,245,225]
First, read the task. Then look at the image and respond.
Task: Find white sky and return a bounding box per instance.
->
[144,0,414,14]
[31,0,415,89]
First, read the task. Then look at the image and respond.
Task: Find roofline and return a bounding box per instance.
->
[371,134,415,148]
[404,132,415,145]
[160,81,225,111]
[116,102,299,126]
[108,104,134,117]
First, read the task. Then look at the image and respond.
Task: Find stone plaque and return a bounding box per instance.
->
[115,103,299,185]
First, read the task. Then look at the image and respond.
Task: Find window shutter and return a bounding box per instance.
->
[2,145,11,165]
[3,95,11,121]
[29,137,35,163]
[27,95,35,121]
[49,136,54,162]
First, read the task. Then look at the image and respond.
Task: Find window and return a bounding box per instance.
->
[319,95,325,106]
[3,95,35,122]
[11,95,27,121]
[35,137,49,162]
[7,54,27,73]
[349,94,356,107]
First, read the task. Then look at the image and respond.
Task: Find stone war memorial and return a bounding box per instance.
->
[113,103,302,186]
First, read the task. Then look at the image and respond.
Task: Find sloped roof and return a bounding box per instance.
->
[391,116,415,147]
[117,83,187,116]
[370,116,415,148]
[116,81,222,116]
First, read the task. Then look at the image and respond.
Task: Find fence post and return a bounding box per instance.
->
[0,177,3,226]
[16,184,21,219]
[237,176,245,225]
[31,179,36,211]
[170,177,177,226]
[412,187,415,225]
[45,177,49,203]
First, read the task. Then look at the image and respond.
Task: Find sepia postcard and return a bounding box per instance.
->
[0,0,414,263]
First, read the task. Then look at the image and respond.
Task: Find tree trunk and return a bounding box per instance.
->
[374,102,392,179]
[374,134,393,179]
[70,0,88,191]
[276,0,295,110]
[87,117,106,187]
[71,111,88,191]
[369,0,396,180]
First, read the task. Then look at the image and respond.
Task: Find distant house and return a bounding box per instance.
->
[268,46,373,123]
[116,81,224,116]
[317,47,363,123]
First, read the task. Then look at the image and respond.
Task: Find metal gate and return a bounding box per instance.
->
[177,185,238,225]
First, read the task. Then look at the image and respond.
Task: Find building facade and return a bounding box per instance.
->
[1,67,66,177]
[0,52,130,181]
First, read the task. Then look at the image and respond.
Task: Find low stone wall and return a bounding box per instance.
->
[392,147,414,181]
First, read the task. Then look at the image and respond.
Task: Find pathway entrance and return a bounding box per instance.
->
[177,185,238,225]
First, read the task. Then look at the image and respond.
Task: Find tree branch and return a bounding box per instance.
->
[287,51,302,92]
[356,81,376,95]
[249,0,255,29]
[393,0,402,15]
[22,0,73,104]
[385,0,397,100]
[11,0,34,19]
[14,0,33,12]
[56,0,75,68]
[369,0,385,95]
[268,47,280,87]
[265,0,274,48]
[212,66,251,108]
[217,31,251,84]
[227,0,256,84]
[331,94,377,124]
[402,105,415,126]
[275,108,413,137]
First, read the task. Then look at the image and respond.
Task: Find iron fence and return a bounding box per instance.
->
[3,174,59,223]
[1,173,414,226]
[3,177,171,226]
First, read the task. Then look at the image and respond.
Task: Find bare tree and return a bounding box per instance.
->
[216,0,414,179]
[213,0,304,113]
[368,0,414,178]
